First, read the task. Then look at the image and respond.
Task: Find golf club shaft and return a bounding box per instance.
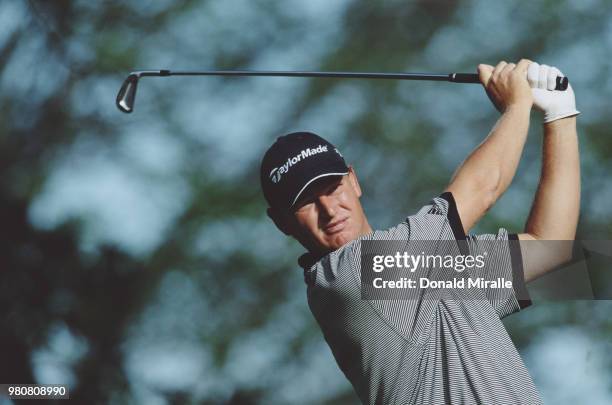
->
[137,69,480,83]
[116,70,569,113]
[132,69,570,86]
[150,69,453,81]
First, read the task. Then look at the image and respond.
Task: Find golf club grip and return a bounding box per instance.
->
[451,73,569,91]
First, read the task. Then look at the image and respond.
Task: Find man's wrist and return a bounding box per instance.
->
[544,116,577,132]
[502,102,532,115]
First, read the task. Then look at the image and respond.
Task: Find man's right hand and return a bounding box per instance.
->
[478,59,533,113]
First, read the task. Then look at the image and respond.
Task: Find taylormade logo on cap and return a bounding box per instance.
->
[269,144,328,183]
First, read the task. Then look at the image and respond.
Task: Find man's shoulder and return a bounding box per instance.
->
[406,192,466,241]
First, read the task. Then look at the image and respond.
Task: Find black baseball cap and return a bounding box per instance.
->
[260,131,349,211]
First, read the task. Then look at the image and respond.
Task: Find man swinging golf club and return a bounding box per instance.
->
[260,59,580,404]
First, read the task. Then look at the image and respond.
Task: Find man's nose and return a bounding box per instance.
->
[317,194,337,218]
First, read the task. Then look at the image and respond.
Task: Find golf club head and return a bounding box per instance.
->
[116,74,139,113]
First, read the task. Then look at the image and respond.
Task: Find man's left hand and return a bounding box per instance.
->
[527,62,580,123]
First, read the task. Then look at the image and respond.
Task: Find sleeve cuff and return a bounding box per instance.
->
[508,233,532,309]
[438,192,470,256]
[438,192,466,241]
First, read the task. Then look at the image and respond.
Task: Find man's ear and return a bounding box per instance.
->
[347,165,363,198]
[267,207,293,236]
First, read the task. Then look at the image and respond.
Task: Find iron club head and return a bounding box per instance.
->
[116,74,139,113]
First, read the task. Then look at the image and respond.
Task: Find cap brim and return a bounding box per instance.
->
[291,171,349,207]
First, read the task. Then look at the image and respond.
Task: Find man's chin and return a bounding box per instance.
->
[326,231,355,250]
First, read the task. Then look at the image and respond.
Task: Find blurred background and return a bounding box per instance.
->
[0,0,611,403]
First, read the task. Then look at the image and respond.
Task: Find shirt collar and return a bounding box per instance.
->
[298,252,317,269]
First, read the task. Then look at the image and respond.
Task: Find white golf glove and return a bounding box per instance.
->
[528,62,580,123]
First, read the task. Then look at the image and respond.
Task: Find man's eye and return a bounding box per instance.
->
[296,199,315,211]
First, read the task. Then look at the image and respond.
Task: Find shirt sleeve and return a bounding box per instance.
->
[407,192,531,318]
[404,192,466,242]
[465,229,532,319]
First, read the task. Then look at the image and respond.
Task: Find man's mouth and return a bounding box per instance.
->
[324,217,348,234]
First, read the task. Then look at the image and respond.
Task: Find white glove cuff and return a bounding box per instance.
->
[543,110,580,124]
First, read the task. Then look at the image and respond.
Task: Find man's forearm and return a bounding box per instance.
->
[447,104,531,230]
[473,104,531,196]
[524,117,580,239]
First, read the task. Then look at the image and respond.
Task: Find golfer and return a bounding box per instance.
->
[260,59,579,404]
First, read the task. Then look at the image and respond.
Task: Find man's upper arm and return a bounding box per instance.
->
[517,233,575,283]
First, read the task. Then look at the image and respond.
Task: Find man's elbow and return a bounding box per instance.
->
[524,225,577,242]
[522,232,576,270]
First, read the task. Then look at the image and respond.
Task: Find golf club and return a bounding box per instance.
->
[116,69,570,113]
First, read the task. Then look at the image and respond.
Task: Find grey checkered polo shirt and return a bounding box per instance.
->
[300,192,543,404]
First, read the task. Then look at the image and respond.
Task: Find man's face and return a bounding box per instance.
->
[288,167,371,254]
